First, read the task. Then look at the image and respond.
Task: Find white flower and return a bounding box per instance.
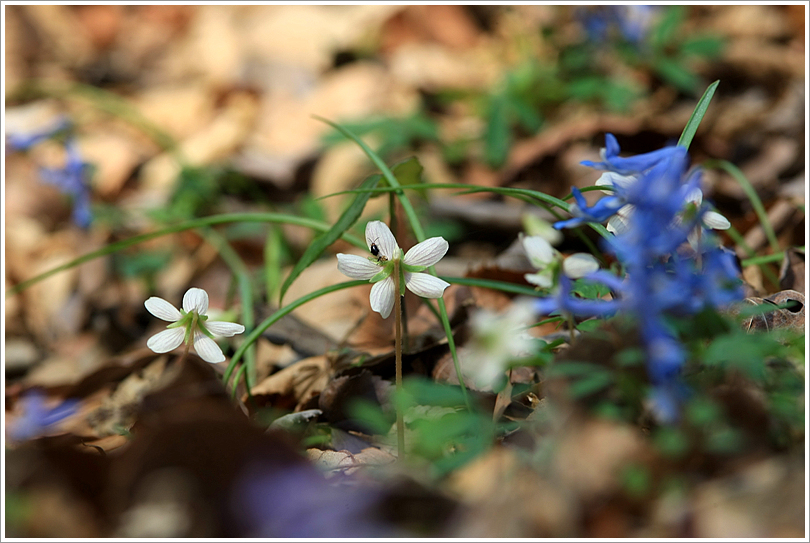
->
[337,221,450,319]
[144,287,245,363]
[463,299,536,390]
[596,172,730,240]
[522,235,600,288]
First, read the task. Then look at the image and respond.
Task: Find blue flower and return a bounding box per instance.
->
[554,187,626,229]
[581,133,682,176]
[534,275,620,318]
[5,117,72,151]
[38,139,93,228]
[537,135,743,423]
[7,390,80,441]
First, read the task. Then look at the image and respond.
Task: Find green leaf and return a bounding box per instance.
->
[650,5,685,51]
[680,36,724,58]
[653,56,699,94]
[654,426,690,459]
[567,372,613,398]
[279,172,381,303]
[388,156,427,200]
[484,93,511,167]
[575,318,602,333]
[677,80,719,150]
[702,332,781,382]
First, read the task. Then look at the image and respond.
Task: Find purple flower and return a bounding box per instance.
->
[537,135,743,422]
[232,463,392,537]
[578,6,661,46]
[38,139,93,228]
[554,187,626,230]
[581,133,682,177]
[7,390,80,441]
[534,275,620,318]
[5,116,72,151]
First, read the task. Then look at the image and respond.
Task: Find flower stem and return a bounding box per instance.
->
[394,260,405,459]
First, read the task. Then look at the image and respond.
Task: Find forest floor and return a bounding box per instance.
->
[3,4,807,538]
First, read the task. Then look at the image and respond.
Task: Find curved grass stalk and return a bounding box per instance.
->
[7,213,366,298]
[704,159,781,254]
[13,80,178,153]
[223,280,368,389]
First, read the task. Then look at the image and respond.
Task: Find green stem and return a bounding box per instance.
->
[394,260,405,458]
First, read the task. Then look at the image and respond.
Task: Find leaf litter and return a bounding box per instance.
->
[4,4,806,538]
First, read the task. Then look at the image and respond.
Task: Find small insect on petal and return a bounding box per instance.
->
[147,327,186,353]
[144,297,182,322]
[365,221,399,261]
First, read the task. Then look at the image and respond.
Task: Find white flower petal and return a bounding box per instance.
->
[403,237,448,267]
[144,297,181,322]
[606,204,634,235]
[193,330,225,363]
[525,272,553,288]
[563,253,600,278]
[404,272,450,299]
[595,171,638,192]
[337,253,381,280]
[183,288,209,315]
[522,236,556,268]
[146,327,185,353]
[684,187,703,205]
[369,276,396,318]
[702,210,730,230]
[205,321,245,337]
[365,221,399,260]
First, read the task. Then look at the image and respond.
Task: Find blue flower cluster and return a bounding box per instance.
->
[538,134,743,421]
[579,5,660,45]
[6,118,93,228]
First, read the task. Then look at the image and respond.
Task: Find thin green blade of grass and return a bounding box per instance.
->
[7,213,366,298]
[440,276,545,297]
[705,159,781,254]
[279,171,381,304]
[677,80,719,150]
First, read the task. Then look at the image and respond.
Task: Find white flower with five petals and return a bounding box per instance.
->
[144,287,245,363]
[337,221,450,318]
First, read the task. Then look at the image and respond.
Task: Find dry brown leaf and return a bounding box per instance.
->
[553,417,649,500]
[306,446,396,477]
[248,356,331,412]
[691,457,805,537]
[447,447,577,538]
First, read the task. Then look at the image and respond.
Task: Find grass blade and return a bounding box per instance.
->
[279,172,381,303]
[678,80,719,150]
